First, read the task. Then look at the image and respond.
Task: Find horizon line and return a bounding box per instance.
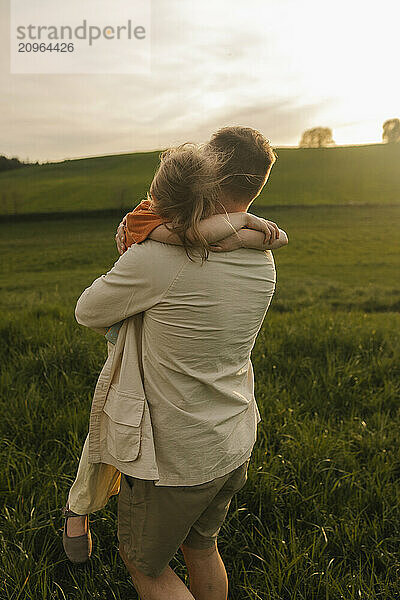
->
[8,141,390,167]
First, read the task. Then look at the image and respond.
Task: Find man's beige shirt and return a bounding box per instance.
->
[75,240,276,486]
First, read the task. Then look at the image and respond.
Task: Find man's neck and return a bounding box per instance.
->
[213,196,252,214]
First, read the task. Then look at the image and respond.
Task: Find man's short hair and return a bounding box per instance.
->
[207,126,277,201]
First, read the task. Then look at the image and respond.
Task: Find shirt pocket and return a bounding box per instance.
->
[103,385,145,462]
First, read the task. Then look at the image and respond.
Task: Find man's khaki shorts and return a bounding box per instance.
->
[117,458,251,578]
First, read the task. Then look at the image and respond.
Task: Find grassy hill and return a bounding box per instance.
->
[1,145,399,597]
[0,143,399,216]
[1,204,399,597]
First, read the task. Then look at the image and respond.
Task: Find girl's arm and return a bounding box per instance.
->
[148,212,281,246]
[210,227,288,252]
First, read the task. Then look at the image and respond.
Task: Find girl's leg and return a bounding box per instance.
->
[68,340,121,515]
[66,434,120,537]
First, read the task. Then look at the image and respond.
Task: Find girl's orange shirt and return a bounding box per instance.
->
[106,199,166,344]
[124,199,166,247]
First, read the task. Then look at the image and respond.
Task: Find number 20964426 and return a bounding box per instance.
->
[18,42,75,52]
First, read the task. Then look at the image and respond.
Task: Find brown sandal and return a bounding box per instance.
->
[62,506,92,563]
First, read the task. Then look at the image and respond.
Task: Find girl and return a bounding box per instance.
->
[62,143,288,562]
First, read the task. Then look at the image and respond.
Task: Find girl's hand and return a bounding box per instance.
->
[245,213,280,244]
[210,227,289,252]
[115,216,127,255]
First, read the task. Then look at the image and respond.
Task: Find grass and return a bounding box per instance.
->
[0,203,399,599]
[1,204,398,315]
[0,143,399,217]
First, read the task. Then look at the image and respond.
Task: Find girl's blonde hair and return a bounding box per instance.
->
[148,143,224,262]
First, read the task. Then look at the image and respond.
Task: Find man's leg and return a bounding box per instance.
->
[180,541,228,600]
[119,543,195,600]
[178,459,250,600]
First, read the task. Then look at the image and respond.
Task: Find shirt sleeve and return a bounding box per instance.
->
[124,199,167,246]
[75,241,185,331]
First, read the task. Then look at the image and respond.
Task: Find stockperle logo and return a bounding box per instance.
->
[10,0,151,74]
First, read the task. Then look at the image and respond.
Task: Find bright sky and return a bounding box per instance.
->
[1,0,399,161]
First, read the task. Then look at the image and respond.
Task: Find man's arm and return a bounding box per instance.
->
[75,242,184,332]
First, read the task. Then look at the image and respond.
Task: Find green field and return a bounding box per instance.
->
[0,143,399,216]
[1,200,399,599]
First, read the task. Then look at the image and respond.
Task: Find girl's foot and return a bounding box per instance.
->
[62,506,92,563]
[66,513,87,537]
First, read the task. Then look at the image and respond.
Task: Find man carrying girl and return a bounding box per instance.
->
[63,126,288,600]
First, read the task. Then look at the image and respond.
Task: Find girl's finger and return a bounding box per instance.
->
[265,224,273,244]
[268,222,276,241]
[260,220,269,241]
[261,219,274,242]
[268,221,279,239]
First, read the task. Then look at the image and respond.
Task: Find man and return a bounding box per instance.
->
[74,127,287,599]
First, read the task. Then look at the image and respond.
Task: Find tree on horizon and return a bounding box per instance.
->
[382,118,400,144]
[299,127,335,148]
[0,155,26,173]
